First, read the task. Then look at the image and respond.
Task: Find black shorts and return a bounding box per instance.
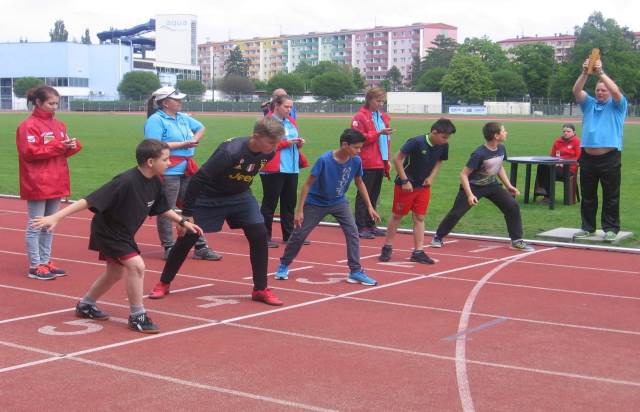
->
[192,191,264,232]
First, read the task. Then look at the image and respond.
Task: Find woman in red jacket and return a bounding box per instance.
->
[351,87,394,239]
[534,123,581,202]
[16,86,82,280]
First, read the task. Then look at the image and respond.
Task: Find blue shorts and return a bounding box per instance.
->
[192,191,264,232]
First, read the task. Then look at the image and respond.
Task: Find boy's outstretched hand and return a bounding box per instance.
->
[31,215,60,231]
[294,210,304,228]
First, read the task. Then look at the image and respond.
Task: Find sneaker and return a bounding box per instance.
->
[75,302,109,320]
[430,236,443,248]
[267,239,280,248]
[162,246,173,261]
[410,250,435,264]
[27,264,56,280]
[148,281,170,299]
[510,239,535,252]
[347,270,378,286]
[251,288,283,306]
[46,261,66,277]
[193,246,222,261]
[379,245,392,262]
[274,264,289,280]
[128,312,160,334]
[573,230,594,239]
[358,229,375,239]
[603,231,617,242]
[369,227,386,237]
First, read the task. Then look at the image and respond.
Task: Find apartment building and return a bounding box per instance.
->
[198,22,457,86]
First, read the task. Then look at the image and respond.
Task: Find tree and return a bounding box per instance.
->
[441,54,495,103]
[49,20,68,42]
[218,74,254,100]
[492,69,528,99]
[294,61,351,91]
[252,79,268,92]
[117,71,161,100]
[352,67,366,92]
[266,73,305,96]
[224,46,249,78]
[457,37,509,69]
[310,71,355,100]
[385,66,403,91]
[556,12,640,100]
[511,44,556,98]
[13,77,44,98]
[379,79,391,92]
[412,35,458,86]
[81,28,91,45]
[422,35,458,71]
[176,79,205,98]
[414,67,447,92]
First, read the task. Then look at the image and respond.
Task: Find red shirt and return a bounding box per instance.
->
[550,135,581,174]
[16,107,82,200]
[351,106,390,169]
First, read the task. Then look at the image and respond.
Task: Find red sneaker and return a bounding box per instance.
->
[46,261,67,277]
[251,288,283,306]
[148,282,170,299]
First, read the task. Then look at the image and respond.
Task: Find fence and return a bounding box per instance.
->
[68,98,640,117]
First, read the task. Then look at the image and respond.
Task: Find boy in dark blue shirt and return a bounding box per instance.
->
[431,122,534,252]
[379,118,456,264]
[275,129,381,286]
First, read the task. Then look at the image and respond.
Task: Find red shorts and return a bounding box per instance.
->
[98,251,139,265]
[392,184,431,216]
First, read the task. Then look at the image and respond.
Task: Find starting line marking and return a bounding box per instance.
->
[245,265,314,280]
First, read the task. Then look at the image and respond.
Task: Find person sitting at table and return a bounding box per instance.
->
[534,123,581,202]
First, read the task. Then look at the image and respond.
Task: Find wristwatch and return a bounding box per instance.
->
[399,178,409,185]
[179,217,189,226]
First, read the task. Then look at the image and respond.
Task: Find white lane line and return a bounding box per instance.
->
[454,248,553,412]
[69,357,336,412]
[227,323,640,387]
[0,308,74,324]
[142,283,214,298]
[346,296,640,336]
[337,254,378,263]
[441,276,640,301]
[244,265,314,280]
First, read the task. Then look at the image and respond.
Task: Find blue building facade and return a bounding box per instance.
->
[0,42,132,109]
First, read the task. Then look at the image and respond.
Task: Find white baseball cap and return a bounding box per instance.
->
[152,86,186,101]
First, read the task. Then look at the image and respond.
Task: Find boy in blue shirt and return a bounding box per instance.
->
[275,129,381,286]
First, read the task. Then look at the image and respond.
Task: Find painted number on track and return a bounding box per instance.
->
[37,317,126,336]
[196,295,244,308]
[297,272,344,285]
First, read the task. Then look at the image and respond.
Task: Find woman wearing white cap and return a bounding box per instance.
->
[144,86,221,261]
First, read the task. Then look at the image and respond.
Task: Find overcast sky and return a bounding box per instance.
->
[2,0,638,44]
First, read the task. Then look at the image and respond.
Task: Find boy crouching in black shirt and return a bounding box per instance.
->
[32,140,203,333]
[149,117,286,306]
[430,122,534,252]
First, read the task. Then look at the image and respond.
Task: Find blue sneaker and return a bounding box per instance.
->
[347,270,377,286]
[274,264,289,280]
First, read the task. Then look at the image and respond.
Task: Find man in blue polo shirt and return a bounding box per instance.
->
[144,86,221,260]
[572,58,627,242]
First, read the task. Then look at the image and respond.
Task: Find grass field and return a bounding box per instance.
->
[1,112,638,247]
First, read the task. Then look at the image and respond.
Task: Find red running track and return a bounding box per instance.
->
[0,196,639,411]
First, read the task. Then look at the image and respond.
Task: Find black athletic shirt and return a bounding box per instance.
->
[466,144,507,187]
[85,167,169,256]
[181,136,275,216]
[394,135,448,188]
